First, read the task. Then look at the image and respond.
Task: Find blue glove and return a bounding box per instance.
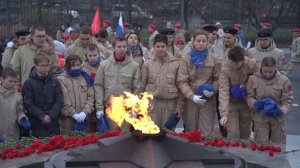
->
[260,98,276,116]
[20,117,31,130]
[0,134,4,143]
[164,113,180,130]
[272,104,283,117]
[97,114,110,133]
[254,100,264,110]
[230,85,246,101]
[196,83,214,99]
[73,117,89,131]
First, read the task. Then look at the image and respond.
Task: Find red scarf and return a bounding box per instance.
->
[114,52,126,62]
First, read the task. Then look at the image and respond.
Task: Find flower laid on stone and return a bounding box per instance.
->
[168,130,282,157]
[0,130,123,160]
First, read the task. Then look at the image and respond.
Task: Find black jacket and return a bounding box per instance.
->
[22,69,63,138]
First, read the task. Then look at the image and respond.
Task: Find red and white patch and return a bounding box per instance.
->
[288,85,292,92]
[281,56,287,65]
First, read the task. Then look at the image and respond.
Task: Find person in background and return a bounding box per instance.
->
[214,25,243,66]
[95,30,113,52]
[174,23,185,50]
[56,24,68,43]
[123,22,131,37]
[65,29,80,48]
[103,20,113,41]
[0,68,30,141]
[246,57,293,144]
[140,34,184,129]
[202,24,218,52]
[22,55,63,138]
[66,26,110,61]
[288,28,300,76]
[127,32,149,69]
[219,46,259,140]
[58,54,94,134]
[94,36,140,132]
[2,29,30,68]
[248,28,288,75]
[234,24,246,47]
[148,24,159,50]
[177,30,220,136]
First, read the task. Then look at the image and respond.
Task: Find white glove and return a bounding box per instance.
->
[7,41,14,48]
[77,112,87,122]
[192,95,206,105]
[96,111,104,119]
[72,113,80,121]
[203,90,214,98]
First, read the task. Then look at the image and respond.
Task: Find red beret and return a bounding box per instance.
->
[103,20,111,26]
[123,22,130,28]
[234,24,241,29]
[263,22,272,28]
[148,24,156,30]
[292,28,300,33]
[174,24,181,29]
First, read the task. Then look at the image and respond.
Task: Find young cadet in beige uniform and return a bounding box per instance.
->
[219,46,259,140]
[248,28,288,75]
[177,30,220,136]
[140,34,184,128]
[246,57,293,144]
[58,55,95,134]
[94,36,140,131]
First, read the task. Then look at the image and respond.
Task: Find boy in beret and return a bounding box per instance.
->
[1,29,30,68]
[213,25,243,66]
[248,28,288,75]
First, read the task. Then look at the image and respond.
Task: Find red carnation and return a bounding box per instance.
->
[269,150,274,157]
[15,144,21,149]
[250,143,257,151]
[90,72,96,78]
[275,146,281,153]
[241,143,247,148]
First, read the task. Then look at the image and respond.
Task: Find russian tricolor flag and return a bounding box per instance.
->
[116,13,124,36]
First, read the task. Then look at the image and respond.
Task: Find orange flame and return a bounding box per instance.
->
[106,92,160,134]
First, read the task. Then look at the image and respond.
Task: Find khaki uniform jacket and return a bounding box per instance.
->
[213,37,243,65]
[177,51,220,100]
[248,39,287,74]
[58,72,95,117]
[10,43,60,86]
[66,39,110,61]
[140,54,184,108]
[94,52,140,111]
[291,36,300,62]
[0,85,26,141]
[246,71,293,122]
[218,57,259,117]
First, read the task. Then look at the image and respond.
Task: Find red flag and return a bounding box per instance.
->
[91,8,101,35]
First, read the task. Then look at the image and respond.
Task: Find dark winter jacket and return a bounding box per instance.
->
[22,69,63,138]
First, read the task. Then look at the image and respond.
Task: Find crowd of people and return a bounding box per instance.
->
[0,20,299,145]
